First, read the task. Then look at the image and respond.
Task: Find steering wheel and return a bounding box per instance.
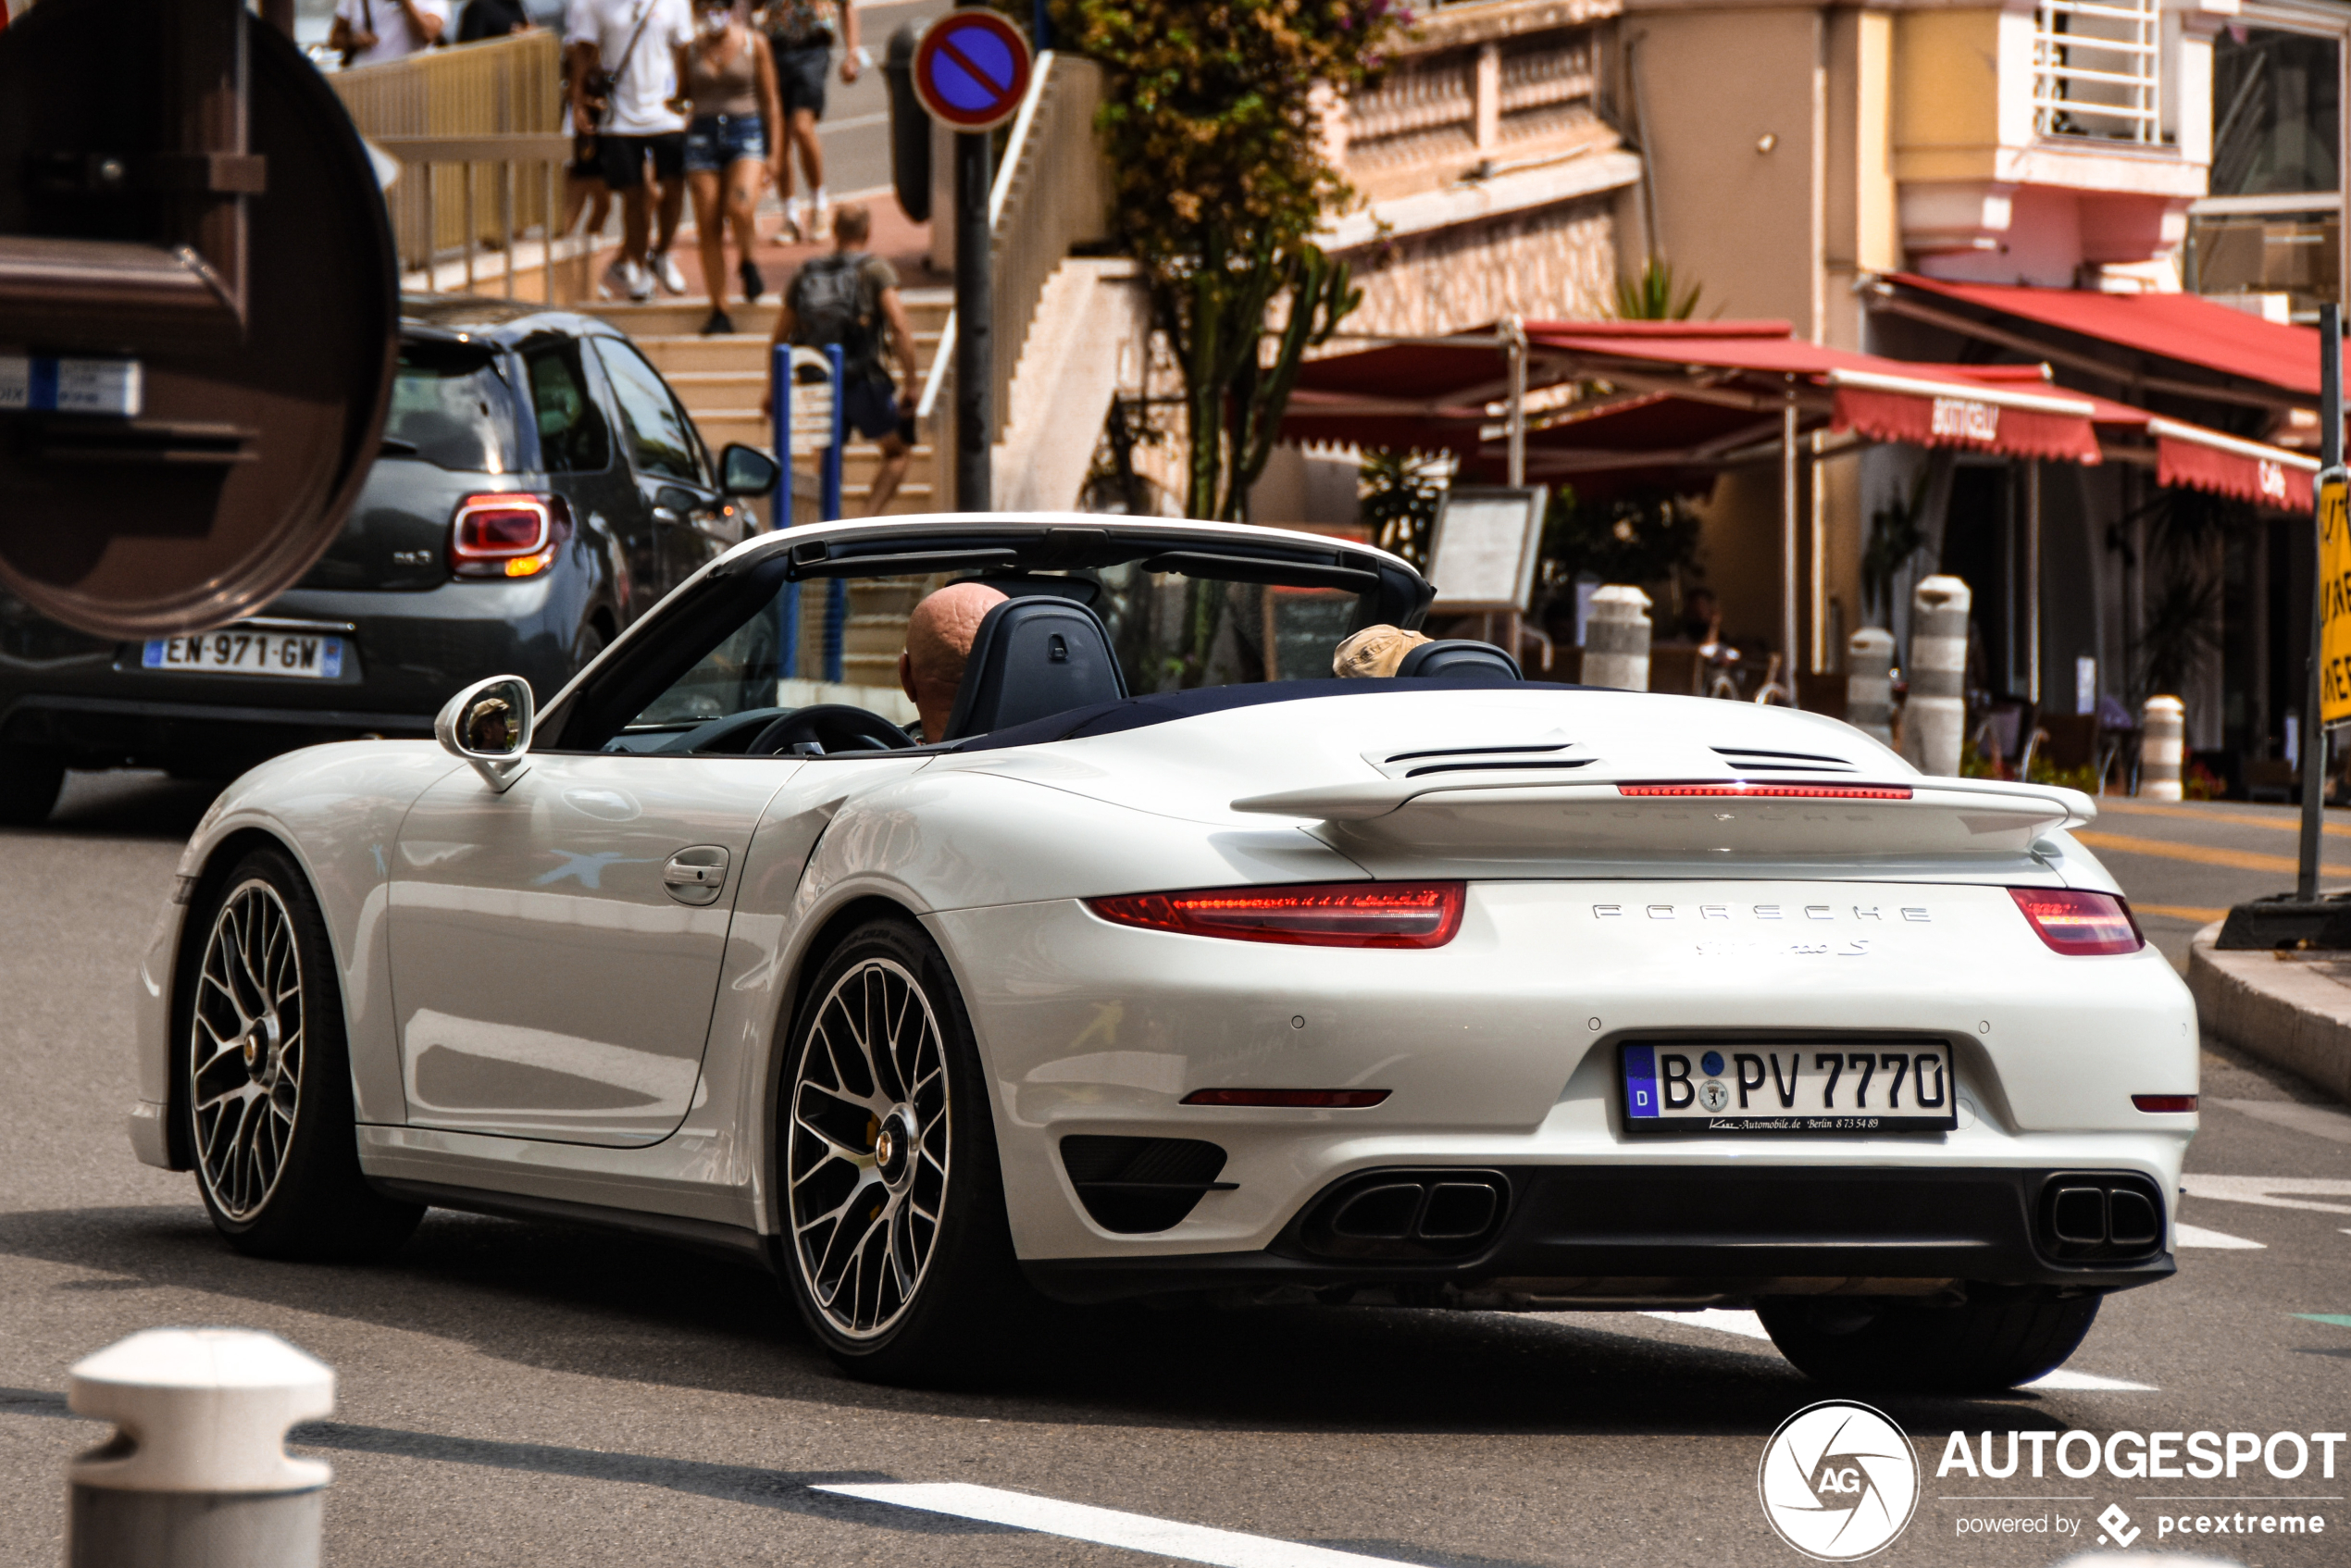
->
[749,704,917,755]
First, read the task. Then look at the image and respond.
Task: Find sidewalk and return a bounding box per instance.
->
[2185,920,2351,1104]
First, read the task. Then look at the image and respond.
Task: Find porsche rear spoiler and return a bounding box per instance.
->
[1229,776,2095,861]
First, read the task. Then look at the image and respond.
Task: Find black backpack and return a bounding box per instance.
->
[790,253,881,379]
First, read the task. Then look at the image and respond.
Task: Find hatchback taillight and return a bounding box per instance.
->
[450,493,569,579]
[2010,888,2144,955]
[1088,882,1465,949]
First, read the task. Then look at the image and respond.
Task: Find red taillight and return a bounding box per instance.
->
[1087,882,1465,948]
[2010,888,2144,954]
[450,492,569,579]
[1181,1089,1392,1108]
[2132,1094,2197,1114]
[1617,781,1913,800]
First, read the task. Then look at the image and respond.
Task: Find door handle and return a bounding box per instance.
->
[653,505,684,526]
[663,845,730,905]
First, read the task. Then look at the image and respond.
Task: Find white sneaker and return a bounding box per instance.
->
[654,252,688,296]
[600,258,630,301]
[781,197,806,243]
[811,187,829,240]
[624,258,653,302]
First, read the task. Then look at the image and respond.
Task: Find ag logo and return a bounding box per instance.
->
[1757,1400,1920,1560]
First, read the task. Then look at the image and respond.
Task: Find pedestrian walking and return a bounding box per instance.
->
[570,0,693,302]
[677,0,784,335]
[766,202,916,515]
[757,0,868,243]
[330,0,448,65]
[456,0,532,42]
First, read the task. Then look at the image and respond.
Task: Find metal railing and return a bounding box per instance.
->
[371,135,590,301]
[2034,0,2161,144]
[330,31,568,275]
[916,52,1112,447]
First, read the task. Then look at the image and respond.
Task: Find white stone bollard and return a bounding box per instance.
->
[2141,694,2185,801]
[1902,575,1971,777]
[1582,585,1652,691]
[1845,627,1895,746]
[67,1329,333,1568]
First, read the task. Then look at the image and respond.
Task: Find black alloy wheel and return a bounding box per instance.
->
[185,846,422,1259]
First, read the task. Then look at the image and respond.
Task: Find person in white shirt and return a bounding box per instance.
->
[570,0,694,301]
[330,0,449,65]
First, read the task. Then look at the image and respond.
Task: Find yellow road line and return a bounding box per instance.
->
[2071,829,2351,878]
[2132,902,2229,924]
[2098,798,2351,839]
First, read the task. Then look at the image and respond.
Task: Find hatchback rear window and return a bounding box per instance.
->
[387,344,520,474]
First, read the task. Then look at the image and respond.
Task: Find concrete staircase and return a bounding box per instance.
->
[582,290,952,519]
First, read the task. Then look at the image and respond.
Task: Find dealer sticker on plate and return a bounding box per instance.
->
[143,629,345,680]
[1622,1041,1956,1133]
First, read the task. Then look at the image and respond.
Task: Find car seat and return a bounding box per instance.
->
[940,596,1129,740]
[1395,640,1523,684]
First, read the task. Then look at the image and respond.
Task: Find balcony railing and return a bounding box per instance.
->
[2034,0,2161,144]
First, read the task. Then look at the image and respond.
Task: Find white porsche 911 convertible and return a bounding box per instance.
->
[131,514,2196,1388]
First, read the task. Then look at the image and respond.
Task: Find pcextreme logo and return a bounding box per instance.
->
[1758,1400,1922,1560]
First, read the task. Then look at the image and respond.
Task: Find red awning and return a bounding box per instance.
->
[1824,368,2101,463]
[2151,418,2319,511]
[1882,273,2333,402]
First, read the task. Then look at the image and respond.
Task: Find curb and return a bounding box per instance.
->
[2184,918,2351,1104]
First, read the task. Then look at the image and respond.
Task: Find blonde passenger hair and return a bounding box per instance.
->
[1332,624,1433,678]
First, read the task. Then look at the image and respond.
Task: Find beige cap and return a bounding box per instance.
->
[1333,624,1433,678]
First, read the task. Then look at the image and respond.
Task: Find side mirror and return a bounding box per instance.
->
[434,675,535,792]
[719,442,781,497]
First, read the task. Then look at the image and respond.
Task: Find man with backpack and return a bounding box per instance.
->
[766,202,917,516]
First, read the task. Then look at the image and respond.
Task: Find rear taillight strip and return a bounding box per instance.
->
[2010,888,2144,955]
[1088,881,1465,949]
[1617,781,1913,800]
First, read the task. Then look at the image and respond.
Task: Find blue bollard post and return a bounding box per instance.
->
[770,342,798,678]
[822,343,847,684]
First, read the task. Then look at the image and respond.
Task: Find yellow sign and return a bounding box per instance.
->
[2324,469,2351,728]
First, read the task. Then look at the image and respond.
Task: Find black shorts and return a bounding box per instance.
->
[567,132,602,182]
[772,42,829,118]
[842,376,911,443]
[595,131,686,191]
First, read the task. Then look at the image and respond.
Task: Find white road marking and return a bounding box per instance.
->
[2021,1369,2159,1392]
[2213,1099,2351,1145]
[1641,1308,1772,1340]
[813,1483,1413,1567]
[2176,1223,2266,1249]
[2181,1174,2351,1214]
[1640,1309,2157,1391]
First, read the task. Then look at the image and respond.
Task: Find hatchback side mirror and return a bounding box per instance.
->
[435,675,534,792]
[719,442,781,497]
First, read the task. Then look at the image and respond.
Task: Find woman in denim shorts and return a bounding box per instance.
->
[676,0,782,334]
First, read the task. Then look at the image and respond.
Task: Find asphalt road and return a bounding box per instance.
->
[3,772,2348,1568]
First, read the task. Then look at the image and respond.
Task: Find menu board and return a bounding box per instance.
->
[1428,488,1546,612]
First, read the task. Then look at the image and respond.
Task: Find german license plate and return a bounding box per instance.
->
[1622,1041,1957,1134]
[143,630,345,679]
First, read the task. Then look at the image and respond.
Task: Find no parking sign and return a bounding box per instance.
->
[911,8,1033,131]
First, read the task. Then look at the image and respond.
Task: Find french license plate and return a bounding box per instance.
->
[1622,1041,1957,1134]
[143,630,345,679]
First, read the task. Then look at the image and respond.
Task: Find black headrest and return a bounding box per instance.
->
[1396,639,1522,684]
[940,596,1129,740]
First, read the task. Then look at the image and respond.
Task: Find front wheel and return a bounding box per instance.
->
[185,847,423,1260]
[1757,1288,2102,1393]
[777,917,1023,1384]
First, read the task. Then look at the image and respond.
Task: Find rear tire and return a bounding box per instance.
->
[0,747,64,826]
[776,916,1026,1384]
[1757,1288,2102,1393]
[185,847,423,1261]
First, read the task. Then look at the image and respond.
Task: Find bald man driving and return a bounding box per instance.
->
[898,581,1008,741]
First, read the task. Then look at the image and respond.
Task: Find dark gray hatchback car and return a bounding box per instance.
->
[0,294,777,823]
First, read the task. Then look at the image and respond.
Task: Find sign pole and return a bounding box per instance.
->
[907,4,1031,513]
[2302,303,2343,903]
[954,122,992,511]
